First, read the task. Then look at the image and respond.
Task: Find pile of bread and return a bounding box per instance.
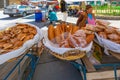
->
[48,22,94,48]
[95,20,120,44]
[0,24,37,54]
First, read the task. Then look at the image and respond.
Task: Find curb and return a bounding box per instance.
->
[96,16,120,20]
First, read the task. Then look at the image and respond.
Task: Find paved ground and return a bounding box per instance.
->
[32,50,83,80]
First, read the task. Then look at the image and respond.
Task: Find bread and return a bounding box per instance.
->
[96,24,107,30]
[107,33,120,40]
[84,30,94,34]
[66,23,73,33]
[0,23,37,54]
[3,43,13,49]
[48,25,55,41]
[17,33,26,41]
[85,24,95,32]
[54,26,62,43]
[72,26,79,34]
[96,20,110,28]
[116,29,120,35]
[73,36,87,48]
[73,30,86,38]
[86,34,94,44]
[61,23,67,32]
[98,32,107,39]
[68,35,78,48]
[14,41,23,47]
[105,27,116,34]
[59,39,70,48]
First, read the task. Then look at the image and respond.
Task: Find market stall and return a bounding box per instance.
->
[40,20,120,80]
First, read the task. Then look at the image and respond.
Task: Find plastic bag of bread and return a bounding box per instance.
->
[107,33,120,40]
[59,39,70,48]
[85,24,95,32]
[73,30,86,38]
[105,27,117,34]
[68,30,87,48]
[96,20,110,27]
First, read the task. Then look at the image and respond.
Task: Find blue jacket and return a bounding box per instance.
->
[49,11,58,22]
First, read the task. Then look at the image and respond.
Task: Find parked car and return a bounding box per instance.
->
[3,5,35,17]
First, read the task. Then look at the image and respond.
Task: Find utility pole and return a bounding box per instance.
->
[4,0,6,8]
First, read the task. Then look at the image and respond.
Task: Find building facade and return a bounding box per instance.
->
[0,0,9,8]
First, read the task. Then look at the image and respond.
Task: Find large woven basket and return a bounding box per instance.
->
[44,45,86,61]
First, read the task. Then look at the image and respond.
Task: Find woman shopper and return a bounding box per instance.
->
[60,0,67,22]
[76,5,96,28]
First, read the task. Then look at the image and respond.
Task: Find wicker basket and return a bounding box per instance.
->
[44,45,86,61]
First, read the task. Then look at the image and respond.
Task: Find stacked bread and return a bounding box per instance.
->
[0,24,37,54]
[48,22,94,48]
[95,20,120,44]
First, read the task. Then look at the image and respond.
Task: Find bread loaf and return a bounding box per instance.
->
[54,26,62,43]
[48,25,55,41]
[86,34,94,44]
[72,26,79,34]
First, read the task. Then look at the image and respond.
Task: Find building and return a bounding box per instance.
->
[9,0,21,5]
[0,0,29,8]
[0,0,9,8]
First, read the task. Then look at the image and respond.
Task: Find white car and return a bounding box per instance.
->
[4,5,35,17]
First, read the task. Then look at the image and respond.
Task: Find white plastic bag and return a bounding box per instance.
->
[95,33,120,55]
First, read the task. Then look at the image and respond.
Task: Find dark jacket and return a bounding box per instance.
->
[76,12,95,28]
[60,1,67,12]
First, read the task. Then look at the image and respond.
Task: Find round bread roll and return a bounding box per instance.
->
[95,27,104,32]
[84,30,94,35]
[48,25,55,41]
[105,27,116,34]
[86,24,95,32]
[96,24,107,30]
[86,34,94,44]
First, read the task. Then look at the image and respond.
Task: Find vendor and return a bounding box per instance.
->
[76,5,96,28]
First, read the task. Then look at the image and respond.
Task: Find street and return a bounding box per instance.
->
[0,10,120,28]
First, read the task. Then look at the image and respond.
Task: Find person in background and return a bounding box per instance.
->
[73,7,78,17]
[76,5,96,28]
[48,10,58,24]
[76,8,83,17]
[60,0,67,22]
[68,7,73,16]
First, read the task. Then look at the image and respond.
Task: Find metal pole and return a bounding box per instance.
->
[4,0,6,8]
